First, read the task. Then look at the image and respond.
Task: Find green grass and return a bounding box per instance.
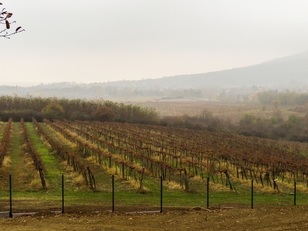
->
[4,122,36,191]
[25,122,63,189]
[0,178,307,210]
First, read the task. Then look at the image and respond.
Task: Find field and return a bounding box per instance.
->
[133,100,306,124]
[1,118,308,229]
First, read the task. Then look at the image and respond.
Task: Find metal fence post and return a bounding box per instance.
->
[294,181,296,206]
[160,176,163,213]
[62,175,64,214]
[207,176,209,208]
[9,175,12,218]
[112,175,115,212]
[251,180,253,209]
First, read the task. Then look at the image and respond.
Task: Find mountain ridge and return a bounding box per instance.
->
[45,50,308,89]
[2,51,308,90]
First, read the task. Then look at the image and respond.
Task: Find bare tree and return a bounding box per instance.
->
[0,2,24,38]
[272,100,280,110]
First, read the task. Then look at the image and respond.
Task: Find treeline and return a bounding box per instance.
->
[1,83,259,101]
[0,95,159,124]
[159,108,308,143]
[258,91,308,105]
[2,95,308,143]
[238,113,308,142]
[160,109,235,133]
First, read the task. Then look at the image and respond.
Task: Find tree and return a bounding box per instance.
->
[272,100,280,110]
[93,106,115,122]
[1,2,24,38]
[41,103,65,118]
[240,114,257,126]
[272,109,284,123]
[199,108,212,119]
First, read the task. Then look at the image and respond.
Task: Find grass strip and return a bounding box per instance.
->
[25,122,63,190]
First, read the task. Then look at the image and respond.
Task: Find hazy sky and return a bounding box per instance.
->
[1,0,308,86]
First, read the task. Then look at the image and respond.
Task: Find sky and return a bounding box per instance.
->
[1,0,308,86]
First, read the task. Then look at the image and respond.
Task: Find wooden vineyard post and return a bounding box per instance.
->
[9,175,12,218]
[160,176,163,213]
[184,170,189,191]
[207,176,209,208]
[122,163,124,179]
[62,175,64,214]
[140,167,145,189]
[112,175,115,212]
[251,180,253,209]
[294,181,296,206]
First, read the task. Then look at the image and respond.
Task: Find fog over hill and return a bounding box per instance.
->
[155,50,308,88]
[120,50,308,89]
[1,51,308,99]
[30,51,308,88]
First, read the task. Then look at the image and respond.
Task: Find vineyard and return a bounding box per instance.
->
[1,118,308,212]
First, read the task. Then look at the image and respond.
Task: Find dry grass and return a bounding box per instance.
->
[191,175,231,192]
[86,156,148,192]
[46,125,77,150]
[39,135,52,150]
[209,181,232,192]
[105,166,117,175]
[232,177,278,194]
[163,180,183,190]
[73,175,86,187]
[60,161,86,189]
[2,156,11,167]
[279,181,308,193]
[29,172,49,189]
[127,178,149,192]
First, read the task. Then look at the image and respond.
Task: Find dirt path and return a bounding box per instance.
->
[0,205,308,230]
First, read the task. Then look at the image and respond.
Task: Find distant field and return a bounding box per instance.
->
[129,100,306,124]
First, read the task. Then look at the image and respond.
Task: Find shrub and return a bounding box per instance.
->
[41,103,65,119]
[93,106,115,122]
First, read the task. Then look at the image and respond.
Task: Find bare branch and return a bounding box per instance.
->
[1,4,24,38]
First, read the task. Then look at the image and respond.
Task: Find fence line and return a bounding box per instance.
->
[1,175,301,218]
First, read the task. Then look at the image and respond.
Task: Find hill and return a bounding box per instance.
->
[35,50,308,89]
[139,50,308,88]
[1,51,308,99]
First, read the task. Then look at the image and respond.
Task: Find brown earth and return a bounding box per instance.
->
[1,205,308,230]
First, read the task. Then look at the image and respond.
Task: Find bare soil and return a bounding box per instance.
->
[1,204,308,230]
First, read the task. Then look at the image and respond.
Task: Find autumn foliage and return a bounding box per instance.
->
[93,106,115,122]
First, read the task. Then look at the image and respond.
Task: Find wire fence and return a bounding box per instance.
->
[0,175,305,218]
